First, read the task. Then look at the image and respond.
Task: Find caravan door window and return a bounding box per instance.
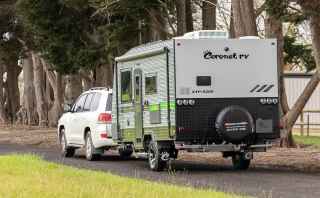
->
[121,70,132,103]
[145,74,157,95]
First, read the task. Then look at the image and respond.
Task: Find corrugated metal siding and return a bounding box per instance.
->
[284,76,320,128]
[112,40,176,140]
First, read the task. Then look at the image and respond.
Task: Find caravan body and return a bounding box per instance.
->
[112,31,280,171]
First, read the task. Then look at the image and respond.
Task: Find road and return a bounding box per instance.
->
[0,144,319,198]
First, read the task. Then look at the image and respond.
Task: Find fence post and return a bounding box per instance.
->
[300,113,304,136]
[307,113,310,136]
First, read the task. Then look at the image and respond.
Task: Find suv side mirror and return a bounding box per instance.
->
[63,104,72,113]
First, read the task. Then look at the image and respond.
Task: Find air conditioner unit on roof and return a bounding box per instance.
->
[182,30,229,39]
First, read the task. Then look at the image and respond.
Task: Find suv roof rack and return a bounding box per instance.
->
[89,87,109,91]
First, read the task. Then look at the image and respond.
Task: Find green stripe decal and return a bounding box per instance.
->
[160,101,176,110]
[149,104,160,112]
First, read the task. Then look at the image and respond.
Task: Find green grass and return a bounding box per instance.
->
[294,135,320,148]
[0,155,242,198]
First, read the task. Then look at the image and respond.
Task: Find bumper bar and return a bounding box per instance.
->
[175,142,272,152]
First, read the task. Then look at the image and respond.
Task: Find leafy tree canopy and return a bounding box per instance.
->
[16,0,106,73]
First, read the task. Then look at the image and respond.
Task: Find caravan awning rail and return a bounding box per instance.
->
[115,47,168,63]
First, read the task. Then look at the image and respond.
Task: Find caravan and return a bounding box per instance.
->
[112,30,280,171]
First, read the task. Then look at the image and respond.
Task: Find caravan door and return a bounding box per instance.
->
[134,69,143,142]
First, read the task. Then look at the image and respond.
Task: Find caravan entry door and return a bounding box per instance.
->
[134,69,143,142]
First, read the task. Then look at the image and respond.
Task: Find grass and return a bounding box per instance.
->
[0,155,242,198]
[294,135,320,148]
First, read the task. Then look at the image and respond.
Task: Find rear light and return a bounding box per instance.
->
[98,113,112,124]
[100,133,111,139]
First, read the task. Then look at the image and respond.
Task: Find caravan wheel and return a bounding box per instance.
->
[148,141,166,171]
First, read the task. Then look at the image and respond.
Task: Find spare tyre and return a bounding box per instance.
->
[215,106,254,144]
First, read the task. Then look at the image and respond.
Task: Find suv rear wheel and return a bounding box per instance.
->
[85,132,101,161]
[60,130,75,158]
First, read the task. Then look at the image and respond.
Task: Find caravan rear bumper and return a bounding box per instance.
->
[174,142,273,152]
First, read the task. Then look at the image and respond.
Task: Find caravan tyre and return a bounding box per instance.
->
[148,141,166,171]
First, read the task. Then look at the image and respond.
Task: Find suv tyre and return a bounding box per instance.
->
[85,132,101,161]
[60,129,75,158]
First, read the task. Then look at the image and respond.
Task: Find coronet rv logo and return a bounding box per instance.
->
[203,49,250,61]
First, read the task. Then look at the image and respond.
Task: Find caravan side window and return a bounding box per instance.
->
[145,74,157,95]
[121,70,132,103]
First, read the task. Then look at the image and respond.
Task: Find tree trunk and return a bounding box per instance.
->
[41,58,64,127]
[202,0,216,30]
[175,0,187,36]
[240,0,258,36]
[265,14,293,146]
[22,53,38,125]
[0,64,7,124]
[279,0,320,147]
[229,5,235,38]
[185,0,194,32]
[232,0,258,37]
[232,0,245,37]
[94,63,113,88]
[148,8,168,40]
[65,73,82,105]
[5,64,21,123]
[94,65,107,87]
[281,72,320,147]
[32,52,48,127]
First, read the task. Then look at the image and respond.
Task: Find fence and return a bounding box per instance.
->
[295,110,320,136]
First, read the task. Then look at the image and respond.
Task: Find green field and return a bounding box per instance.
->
[0,155,242,198]
[294,135,320,148]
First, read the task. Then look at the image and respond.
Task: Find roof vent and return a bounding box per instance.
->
[182,30,228,39]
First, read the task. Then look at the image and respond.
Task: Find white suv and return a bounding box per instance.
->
[58,87,117,160]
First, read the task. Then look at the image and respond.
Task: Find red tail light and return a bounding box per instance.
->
[98,113,112,124]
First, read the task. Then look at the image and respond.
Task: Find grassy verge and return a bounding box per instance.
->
[0,155,242,198]
[294,135,320,148]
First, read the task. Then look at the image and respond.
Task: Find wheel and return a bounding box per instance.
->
[60,130,75,158]
[148,141,166,171]
[232,153,251,170]
[119,146,133,158]
[85,132,101,161]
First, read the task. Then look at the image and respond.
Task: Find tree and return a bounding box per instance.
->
[202,0,217,30]
[175,0,187,36]
[32,52,48,126]
[0,0,23,123]
[0,63,6,124]
[232,0,258,37]
[21,53,38,125]
[266,0,320,147]
[186,0,194,32]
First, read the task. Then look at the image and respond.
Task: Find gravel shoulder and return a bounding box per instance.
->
[0,125,320,198]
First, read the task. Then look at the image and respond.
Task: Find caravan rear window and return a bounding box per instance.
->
[121,70,132,103]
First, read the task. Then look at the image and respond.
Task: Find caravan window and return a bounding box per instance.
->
[145,74,157,95]
[121,70,132,103]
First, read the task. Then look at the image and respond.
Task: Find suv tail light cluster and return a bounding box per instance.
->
[98,113,112,124]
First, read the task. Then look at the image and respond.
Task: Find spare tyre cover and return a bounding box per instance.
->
[215,106,254,144]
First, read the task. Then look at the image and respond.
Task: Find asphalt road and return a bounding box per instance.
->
[0,144,319,198]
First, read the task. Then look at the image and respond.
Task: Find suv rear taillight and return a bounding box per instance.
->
[98,113,112,124]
